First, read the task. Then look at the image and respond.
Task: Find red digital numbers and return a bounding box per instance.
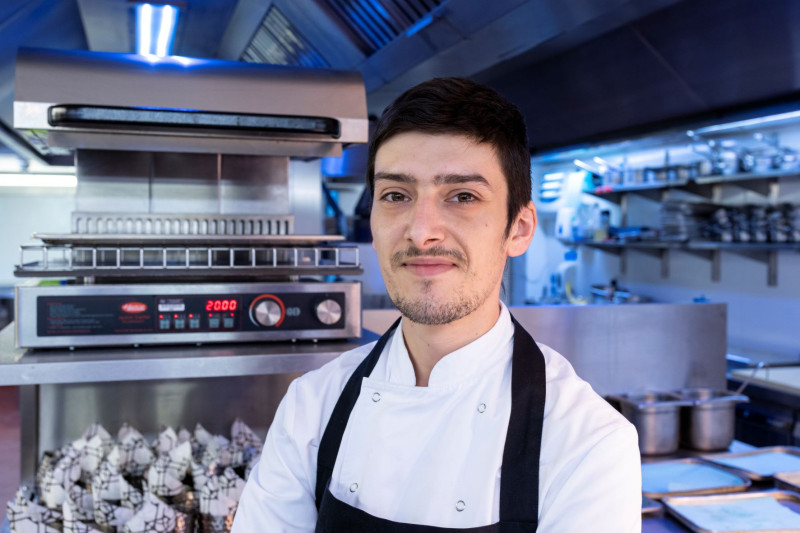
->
[205,299,238,312]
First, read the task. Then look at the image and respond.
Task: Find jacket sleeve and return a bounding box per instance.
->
[231,381,318,532]
[537,422,641,533]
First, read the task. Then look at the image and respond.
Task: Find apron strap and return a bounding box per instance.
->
[315,317,402,510]
[498,317,547,532]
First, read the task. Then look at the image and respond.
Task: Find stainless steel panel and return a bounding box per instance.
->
[219,155,289,215]
[14,47,368,154]
[36,374,298,462]
[0,322,377,387]
[74,150,293,218]
[362,303,728,396]
[75,150,151,213]
[511,303,727,395]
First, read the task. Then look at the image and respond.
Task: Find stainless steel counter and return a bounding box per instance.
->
[0,323,375,386]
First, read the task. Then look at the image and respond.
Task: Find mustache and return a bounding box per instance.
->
[391,246,466,268]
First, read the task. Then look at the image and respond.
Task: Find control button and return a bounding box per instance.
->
[158,317,171,330]
[315,299,342,325]
[189,316,201,329]
[223,316,235,329]
[208,314,221,329]
[174,314,186,329]
[250,295,285,327]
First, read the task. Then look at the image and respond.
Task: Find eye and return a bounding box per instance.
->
[449,192,477,203]
[380,191,409,203]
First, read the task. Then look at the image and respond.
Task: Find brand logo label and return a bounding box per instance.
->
[121,302,147,314]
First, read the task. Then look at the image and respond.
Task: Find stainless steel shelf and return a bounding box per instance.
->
[0,322,376,386]
[15,243,362,279]
[587,169,798,204]
[566,240,800,286]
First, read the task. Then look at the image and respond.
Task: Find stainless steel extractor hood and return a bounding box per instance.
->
[14,47,368,159]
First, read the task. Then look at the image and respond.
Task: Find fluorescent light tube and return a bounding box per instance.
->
[0,173,77,188]
[136,3,179,57]
[137,4,153,56]
[156,5,177,56]
[693,110,800,134]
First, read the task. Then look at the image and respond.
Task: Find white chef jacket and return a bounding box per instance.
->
[233,303,641,532]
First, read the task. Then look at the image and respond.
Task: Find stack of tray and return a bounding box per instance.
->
[644,446,800,531]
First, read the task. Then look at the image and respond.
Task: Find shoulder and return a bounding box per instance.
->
[537,342,638,465]
[279,340,377,440]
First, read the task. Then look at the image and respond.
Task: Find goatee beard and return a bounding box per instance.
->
[390,281,482,325]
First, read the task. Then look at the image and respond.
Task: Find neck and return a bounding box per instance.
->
[402,299,502,387]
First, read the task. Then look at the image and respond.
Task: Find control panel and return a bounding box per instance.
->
[16,282,360,348]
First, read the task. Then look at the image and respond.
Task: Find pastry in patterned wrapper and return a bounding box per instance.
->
[165,441,192,479]
[62,496,105,533]
[122,493,184,533]
[7,488,62,533]
[66,485,93,521]
[217,467,246,503]
[40,443,83,509]
[198,468,244,516]
[116,426,155,477]
[230,419,262,450]
[40,468,68,510]
[93,496,134,529]
[120,476,145,512]
[91,460,122,502]
[191,461,214,492]
[145,458,185,498]
[79,424,113,480]
[193,424,214,447]
[153,426,180,456]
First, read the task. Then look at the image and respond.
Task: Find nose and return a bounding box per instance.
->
[404,196,444,248]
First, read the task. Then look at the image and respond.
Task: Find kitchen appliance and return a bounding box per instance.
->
[12,48,369,348]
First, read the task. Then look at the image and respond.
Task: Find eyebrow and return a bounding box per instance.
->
[374,172,491,188]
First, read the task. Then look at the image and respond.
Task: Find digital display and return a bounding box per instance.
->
[205,299,238,312]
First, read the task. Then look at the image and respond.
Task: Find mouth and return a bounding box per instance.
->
[402,258,457,276]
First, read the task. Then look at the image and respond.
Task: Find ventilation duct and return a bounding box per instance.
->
[324,0,445,56]
[241,6,330,68]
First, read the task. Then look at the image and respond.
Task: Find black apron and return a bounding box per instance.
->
[315,315,546,533]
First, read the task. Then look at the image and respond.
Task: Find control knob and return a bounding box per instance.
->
[315,299,342,325]
[250,295,285,327]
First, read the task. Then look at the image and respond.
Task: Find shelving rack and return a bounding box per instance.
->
[570,170,800,286]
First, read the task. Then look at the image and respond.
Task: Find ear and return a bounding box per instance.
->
[507,201,537,258]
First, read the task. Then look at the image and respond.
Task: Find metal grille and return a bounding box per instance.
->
[324,0,445,55]
[16,243,361,278]
[71,212,294,236]
[241,6,330,68]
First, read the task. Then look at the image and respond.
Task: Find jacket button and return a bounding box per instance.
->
[477,403,486,413]
[372,392,381,402]
[349,483,358,493]
[456,500,466,512]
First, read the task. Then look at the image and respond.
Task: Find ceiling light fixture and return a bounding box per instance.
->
[0,173,77,188]
[136,3,179,57]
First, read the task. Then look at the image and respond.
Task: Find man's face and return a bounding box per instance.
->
[371,132,534,326]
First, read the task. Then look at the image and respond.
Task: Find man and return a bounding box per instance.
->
[233,77,641,531]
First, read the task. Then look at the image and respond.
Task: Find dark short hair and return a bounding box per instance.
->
[366,77,531,235]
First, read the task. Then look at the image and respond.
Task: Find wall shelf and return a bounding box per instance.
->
[588,169,795,204]
[564,240,800,286]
